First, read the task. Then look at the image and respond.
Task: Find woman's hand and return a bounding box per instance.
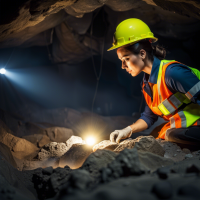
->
[110,126,133,143]
[110,119,148,144]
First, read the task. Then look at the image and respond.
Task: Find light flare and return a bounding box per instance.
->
[86,137,96,146]
[0,68,6,74]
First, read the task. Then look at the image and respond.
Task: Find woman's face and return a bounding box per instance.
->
[117,47,145,77]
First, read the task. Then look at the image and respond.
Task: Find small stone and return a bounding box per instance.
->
[173,154,177,157]
[185,154,193,159]
[152,181,173,199]
[182,148,191,154]
[176,149,181,152]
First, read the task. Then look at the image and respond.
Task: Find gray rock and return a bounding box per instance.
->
[63,169,94,194]
[42,167,53,175]
[100,148,147,183]
[81,149,117,180]
[185,154,193,159]
[115,136,165,157]
[33,166,71,199]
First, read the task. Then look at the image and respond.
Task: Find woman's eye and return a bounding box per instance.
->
[125,57,129,61]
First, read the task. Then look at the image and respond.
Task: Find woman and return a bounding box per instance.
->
[109,18,200,145]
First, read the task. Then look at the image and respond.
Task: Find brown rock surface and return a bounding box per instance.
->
[0,120,39,159]
[22,134,44,146]
[45,127,73,143]
[38,135,51,148]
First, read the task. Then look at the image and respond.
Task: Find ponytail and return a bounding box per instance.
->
[152,45,166,60]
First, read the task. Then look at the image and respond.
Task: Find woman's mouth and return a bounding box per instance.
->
[127,70,132,74]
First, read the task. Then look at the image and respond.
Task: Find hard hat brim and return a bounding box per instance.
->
[107,37,158,51]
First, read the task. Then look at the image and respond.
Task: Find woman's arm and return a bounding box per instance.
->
[110,103,158,143]
[129,118,148,133]
[165,63,200,103]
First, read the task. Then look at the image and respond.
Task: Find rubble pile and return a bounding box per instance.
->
[0,109,200,200]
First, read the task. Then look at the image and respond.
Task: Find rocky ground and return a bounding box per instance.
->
[0,111,200,200]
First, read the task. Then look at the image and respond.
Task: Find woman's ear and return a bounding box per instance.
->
[140,49,146,61]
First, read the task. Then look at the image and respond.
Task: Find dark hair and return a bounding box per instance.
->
[121,39,166,62]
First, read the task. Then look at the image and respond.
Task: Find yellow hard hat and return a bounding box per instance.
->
[107,18,158,51]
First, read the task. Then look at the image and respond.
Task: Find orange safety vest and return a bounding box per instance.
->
[142,60,200,139]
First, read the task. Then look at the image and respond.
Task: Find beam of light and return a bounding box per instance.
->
[86,136,96,146]
[0,68,6,74]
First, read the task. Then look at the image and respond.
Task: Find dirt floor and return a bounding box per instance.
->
[0,113,200,200]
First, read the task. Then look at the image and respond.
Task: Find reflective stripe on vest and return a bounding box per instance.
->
[157,60,192,116]
[185,81,200,100]
[158,92,191,116]
[169,101,200,128]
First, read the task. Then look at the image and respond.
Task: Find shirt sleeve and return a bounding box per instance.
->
[139,102,158,129]
[165,63,200,104]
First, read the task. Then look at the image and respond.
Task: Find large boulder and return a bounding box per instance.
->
[81,149,117,180]
[0,120,39,159]
[100,147,147,183]
[114,136,165,157]
[93,136,165,157]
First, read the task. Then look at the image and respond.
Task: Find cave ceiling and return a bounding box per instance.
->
[0,0,200,64]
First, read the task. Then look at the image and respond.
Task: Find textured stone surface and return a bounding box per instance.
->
[0,0,200,67]
[33,166,71,199]
[38,135,51,148]
[81,149,117,180]
[94,136,164,157]
[38,142,68,160]
[93,140,119,152]
[100,148,147,183]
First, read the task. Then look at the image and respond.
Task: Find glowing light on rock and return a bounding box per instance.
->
[0,68,6,74]
[86,137,95,146]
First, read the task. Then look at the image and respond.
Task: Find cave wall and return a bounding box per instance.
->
[0,0,200,117]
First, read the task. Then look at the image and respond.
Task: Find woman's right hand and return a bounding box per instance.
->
[110,126,133,143]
